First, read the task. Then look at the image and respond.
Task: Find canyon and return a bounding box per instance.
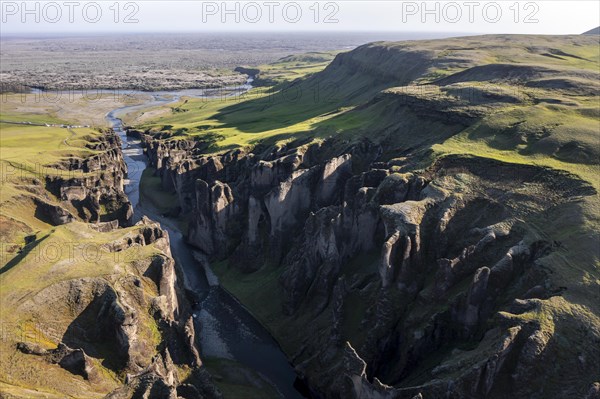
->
[1,127,223,397]
[1,32,599,399]
[125,34,600,398]
[136,128,597,398]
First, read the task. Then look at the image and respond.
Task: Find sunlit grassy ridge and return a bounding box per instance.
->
[0,220,165,398]
[251,51,338,85]
[125,53,345,151]
[133,35,599,167]
[0,220,163,369]
[0,122,103,249]
[1,123,99,164]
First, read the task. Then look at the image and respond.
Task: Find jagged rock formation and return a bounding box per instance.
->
[138,126,597,398]
[15,217,219,398]
[5,126,221,398]
[129,35,600,399]
[44,129,134,226]
[17,342,102,382]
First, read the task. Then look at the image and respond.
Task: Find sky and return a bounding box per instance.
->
[1,1,598,35]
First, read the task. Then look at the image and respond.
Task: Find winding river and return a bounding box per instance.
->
[105,83,305,399]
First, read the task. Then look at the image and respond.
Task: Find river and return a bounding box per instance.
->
[105,83,305,399]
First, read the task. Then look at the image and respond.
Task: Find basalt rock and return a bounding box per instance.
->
[34,198,75,225]
[138,122,597,399]
[50,343,102,383]
[16,342,48,356]
[17,341,103,383]
[139,131,383,264]
[106,351,180,399]
[43,129,133,227]
[188,179,238,257]
[184,316,202,367]
[280,205,343,314]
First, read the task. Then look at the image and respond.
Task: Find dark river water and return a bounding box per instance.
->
[105,84,304,399]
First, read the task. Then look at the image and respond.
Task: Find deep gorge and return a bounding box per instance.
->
[133,123,596,398]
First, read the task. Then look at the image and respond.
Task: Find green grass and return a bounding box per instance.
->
[0,111,67,126]
[210,256,333,357]
[0,219,164,398]
[139,167,179,214]
[124,53,357,152]
[0,122,104,204]
[210,260,284,334]
[128,90,338,153]
[432,102,600,190]
[252,51,339,85]
[130,35,600,164]
[0,99,177,398]
[0,221,159,302]
[0,123,99,164]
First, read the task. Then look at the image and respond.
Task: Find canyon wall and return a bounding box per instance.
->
[139,126,598,398]
[42,129,133,226]
[8,129,221,399]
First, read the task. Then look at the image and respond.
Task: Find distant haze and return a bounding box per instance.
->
[1,1,598,36]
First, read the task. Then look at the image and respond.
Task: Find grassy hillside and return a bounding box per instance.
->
[132,34,599,161]
[122,52,341,148]
[0,122,97,245]
[0,95,176,398]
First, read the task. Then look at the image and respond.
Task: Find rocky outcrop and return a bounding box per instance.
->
[106,349,191,399]
[17,342,102,382]
[184,316,202,367]
[136,121,599,399]
[12,128,221,398]
[50,343,102,382]
[140,134,379,267]
[34,197,75,225]
[188,179,238,257]
[44,129,133,226]
[16,217,218,397]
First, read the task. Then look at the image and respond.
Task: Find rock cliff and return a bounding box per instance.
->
[45,129,134,226]
[137,128,597,399]
[2,127,221,398]
[127,35,600,398]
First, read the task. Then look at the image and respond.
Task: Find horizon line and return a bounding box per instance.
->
[2,29,596,37]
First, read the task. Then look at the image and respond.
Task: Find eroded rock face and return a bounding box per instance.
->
[34,198,75,225]
[16,217,215,396]
[53,344,101,382]
[138,127,597,399]
[317,154,353,206]
[44,129,133,227]
[188,179,238,257]
[141,133,382,266]
[16,342,102,382]
[14,129,219,398]
[105,350,180,399]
